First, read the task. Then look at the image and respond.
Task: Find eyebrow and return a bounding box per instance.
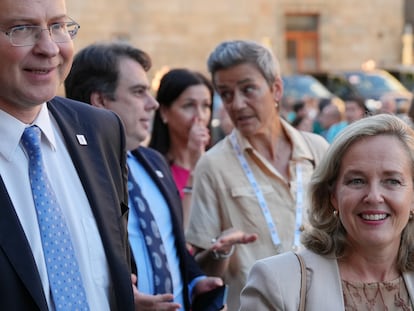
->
[216,78,254,89]
[0,14,69,25]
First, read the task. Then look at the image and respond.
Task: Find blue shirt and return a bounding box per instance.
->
[127,153,185,309]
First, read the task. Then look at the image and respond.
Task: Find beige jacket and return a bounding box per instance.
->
[240,248,414,311]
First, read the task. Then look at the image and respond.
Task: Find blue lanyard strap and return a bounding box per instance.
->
[230,132,304,250]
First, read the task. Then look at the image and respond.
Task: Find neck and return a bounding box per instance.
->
[339,245,400,282]
[167,137,192,169]
[247,119,286,162]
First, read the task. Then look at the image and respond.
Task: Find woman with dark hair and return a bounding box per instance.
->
[149,68,214,229]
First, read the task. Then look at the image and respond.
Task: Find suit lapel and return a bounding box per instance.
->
[131,148,183,224]
[0,176,48,310]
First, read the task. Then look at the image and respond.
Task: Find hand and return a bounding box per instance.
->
[131,274,181,311]
[210,228,258,255]
[187,117,210,168]
[192,276,224,300]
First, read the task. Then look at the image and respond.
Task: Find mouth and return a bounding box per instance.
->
[359,213,389,221]
[25,68,54,74]
[237,115,254,122]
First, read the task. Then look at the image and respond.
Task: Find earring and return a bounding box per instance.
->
[333,210,338,217]
[410,210,413,220]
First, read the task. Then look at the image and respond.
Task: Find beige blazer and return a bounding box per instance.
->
[240,248,414,311]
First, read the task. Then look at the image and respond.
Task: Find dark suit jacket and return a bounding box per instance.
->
[0,97,134,310]
[131,147,204,311]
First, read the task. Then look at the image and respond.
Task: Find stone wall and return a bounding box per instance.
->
[66,0,405,83]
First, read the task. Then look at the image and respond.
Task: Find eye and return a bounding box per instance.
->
[9,25,35,36]
[132,86,148,97]
[383,179,403,186]
[242,85,256,95]
[182,102,195,109]
[219,91,233,103]
[202,102,211,110]
[346,178,365,186]
[50,22,65,31]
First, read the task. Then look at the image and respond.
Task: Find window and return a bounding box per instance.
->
[285,14,319,73]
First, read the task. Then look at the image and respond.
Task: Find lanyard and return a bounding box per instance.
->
[230,132,304,250]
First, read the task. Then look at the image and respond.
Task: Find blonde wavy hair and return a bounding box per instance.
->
[302,114,414,271]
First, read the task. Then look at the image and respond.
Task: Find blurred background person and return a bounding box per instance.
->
[379,92,398,115]
[344,95,367,124]
[312,97,332,135]
[149,68,213,230]
[318,98,347,143]
[290,100,315,132]
[185,40,329,310]
[240,114,414,310]
[291,115,314,132]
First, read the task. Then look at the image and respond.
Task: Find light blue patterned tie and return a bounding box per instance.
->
[21,126,89,311]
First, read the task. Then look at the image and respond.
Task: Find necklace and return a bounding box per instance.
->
[342,277,412,310]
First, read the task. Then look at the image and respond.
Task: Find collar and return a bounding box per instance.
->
[0,103,57,161]
[232,118,317,164]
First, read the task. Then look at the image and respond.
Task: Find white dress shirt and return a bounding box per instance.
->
[0,104,113,310]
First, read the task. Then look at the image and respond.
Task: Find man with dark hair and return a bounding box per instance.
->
[65,42,223,310]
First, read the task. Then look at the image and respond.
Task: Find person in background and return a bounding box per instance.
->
[185,39,329,310]
[149,68,213,230]
[379,92,398,115]
[240,114,414,310]
[319,99,347,143]
[65,42,224,311]
[0,0,135,309]
[291,115,314,132]
[344,95,367,124]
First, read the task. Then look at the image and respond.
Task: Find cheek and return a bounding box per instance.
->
[175,110,195,125]
[60,44,75,79]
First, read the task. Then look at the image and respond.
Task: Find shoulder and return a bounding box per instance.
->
[197,135,233,166]
[296,130,329,166]
[133,147,171,173]
[48,96,120,123]
[136,146,167,163]
[242,252,303,309]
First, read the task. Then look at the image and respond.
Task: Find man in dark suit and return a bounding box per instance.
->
[0,0,135,310]
[65,42,224,310]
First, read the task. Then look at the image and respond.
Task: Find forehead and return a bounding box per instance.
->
[0,0,67,23]
[117,57,149,85]
[213,63,263,87]
[340,135,411,171]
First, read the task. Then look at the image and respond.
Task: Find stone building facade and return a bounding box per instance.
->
[66,0,405,82]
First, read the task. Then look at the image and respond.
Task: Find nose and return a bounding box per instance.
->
[230,89,247,110]
[195,104,206,119]
[33,29,59,56]
[363,183,385,204]
[147,94,159,111]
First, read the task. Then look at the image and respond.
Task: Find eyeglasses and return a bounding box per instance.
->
[1,19,80,47]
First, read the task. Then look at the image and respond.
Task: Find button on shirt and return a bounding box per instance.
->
[127,153,184,309]
[0,105,113,311]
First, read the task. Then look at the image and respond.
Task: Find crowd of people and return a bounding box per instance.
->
[3,0,414,310]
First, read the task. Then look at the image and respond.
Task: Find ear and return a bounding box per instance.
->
[159,105,169,124]
[271,77,284,103]
[90,92,107,108]
[330,191,338,210]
